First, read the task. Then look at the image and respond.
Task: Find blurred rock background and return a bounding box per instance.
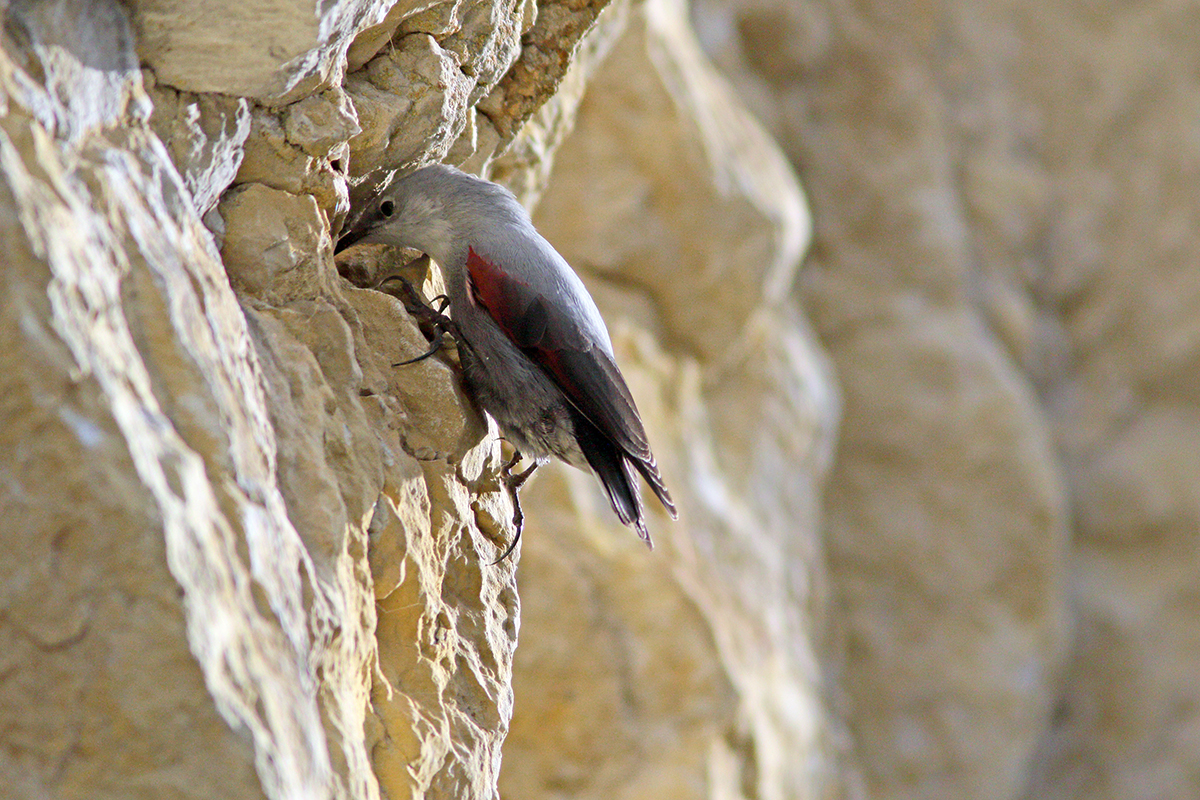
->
[0,0,1194,799]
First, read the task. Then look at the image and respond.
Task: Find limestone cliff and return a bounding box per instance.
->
[2,1,1194,800]
[0,0,828,798]
[695,1,1200,799]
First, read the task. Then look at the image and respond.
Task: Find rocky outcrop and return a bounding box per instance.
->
[692,2,1072,797]
[0,0,521,797]
[1,0,827,798]
[4,0,1194,799]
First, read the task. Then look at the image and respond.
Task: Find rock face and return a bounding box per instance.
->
[692,3,1072,798]
[2,0,1194,800]
[499,0,837,798]
[1,0,824,797]
[694,1,1200,799]
[1,1,522,798]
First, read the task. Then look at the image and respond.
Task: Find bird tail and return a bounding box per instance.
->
[631,456,676,522]
[574,412,680,547]
[575,413,652,546]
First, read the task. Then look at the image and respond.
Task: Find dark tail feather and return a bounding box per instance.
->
[574,412,652,546]
[632,456,676,520]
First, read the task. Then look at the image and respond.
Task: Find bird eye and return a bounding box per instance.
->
[379,199,396,218]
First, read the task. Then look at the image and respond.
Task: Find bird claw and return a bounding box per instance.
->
[489,451,542,565]
[392,335,444,366]
[379,277,462,367]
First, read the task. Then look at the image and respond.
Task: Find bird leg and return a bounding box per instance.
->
[490,450,543,565]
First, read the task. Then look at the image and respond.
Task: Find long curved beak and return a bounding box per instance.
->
[335,203,384,254]
[334,225,369,254]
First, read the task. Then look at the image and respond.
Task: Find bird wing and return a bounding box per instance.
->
[465,246,654,463]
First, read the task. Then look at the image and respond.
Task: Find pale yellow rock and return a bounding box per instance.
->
[691,1,1200,800]
[347,0,445,71]
[343,33,475,185]
[0,3,350,797]
[31,0,1192,796]
[220,184,333,302]
[0,0,948,797]
[235,103,351,230]
[145,78,253,215]
[285,88,362,160]
[486,0,634,203]
[2,1,541,799]
[499,2,837,800]
[128,0,385,102]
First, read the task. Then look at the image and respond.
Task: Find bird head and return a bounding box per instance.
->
[335,172,459,266]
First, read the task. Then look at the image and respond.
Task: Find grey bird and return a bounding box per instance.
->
[336,164,676,545]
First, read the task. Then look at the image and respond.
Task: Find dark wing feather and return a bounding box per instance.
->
[467,248,676,518]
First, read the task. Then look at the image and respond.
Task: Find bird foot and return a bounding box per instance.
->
[502,450,540,491]
[490,451,543,565]
[378,276,462,367]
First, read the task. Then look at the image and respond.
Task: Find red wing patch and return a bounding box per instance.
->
[465,247,653,464]
[467,246,550,349]
[467,247,519,324]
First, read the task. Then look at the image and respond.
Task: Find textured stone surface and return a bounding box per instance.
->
[0,0,833,797]
[1,0,535,799]
[344,32,475,188]
[486,0,633,207]
[956,7,1200,799]
[145,80,252,216]
[340,0,615,225]
[16,0,1195,797]
[128,0,384,102]
[234,100,352,231]
[0,3,347,798]
[694,1,1073,798]
[477,0,612,143]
